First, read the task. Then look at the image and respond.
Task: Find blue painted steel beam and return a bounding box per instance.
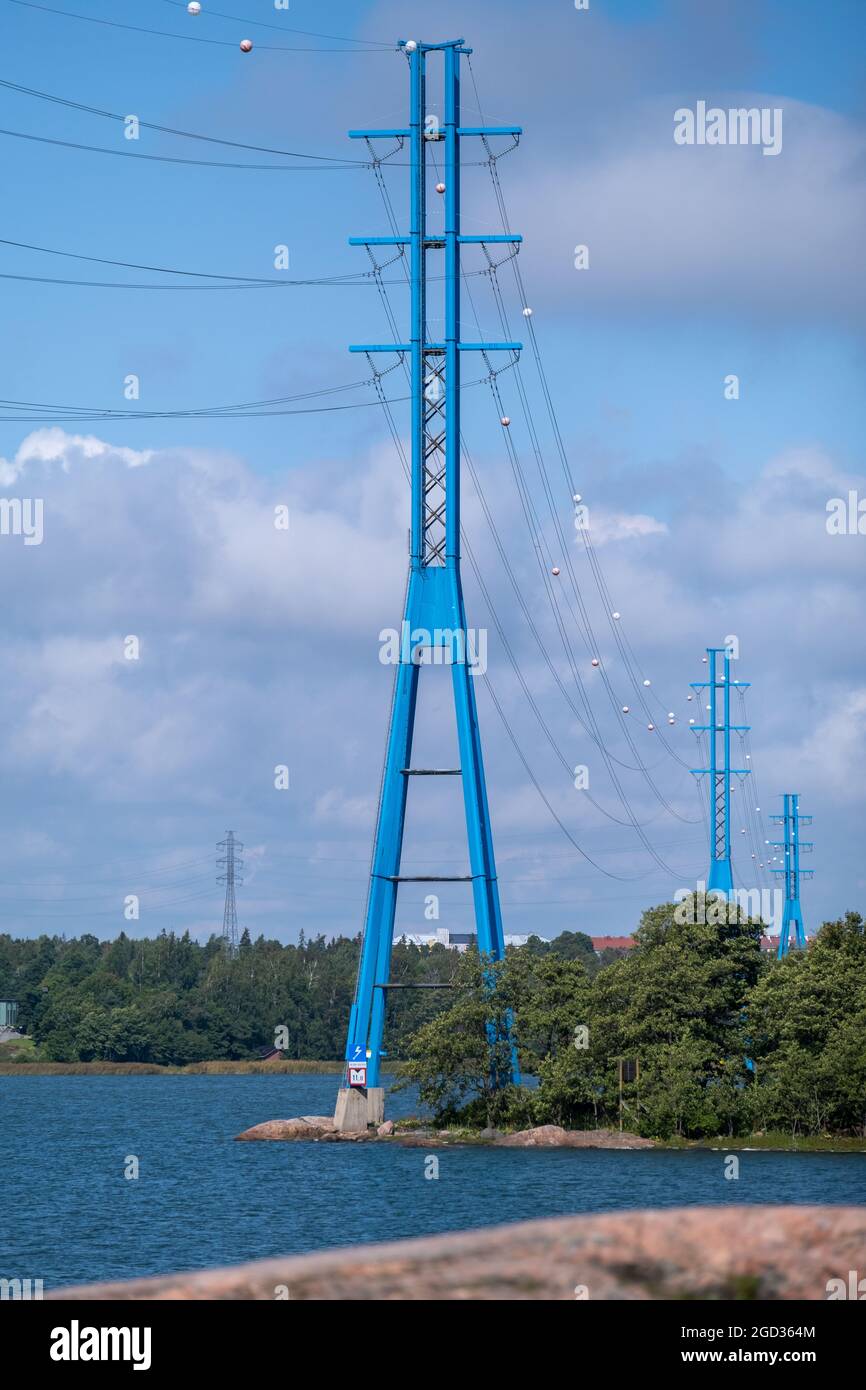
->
[349,128,411,139]
[690,647,750,898]
[342,37,520,1093]
[457,126,522,136]
[774,793,812,956]
[350,342,522,353]
[349,235,521,245]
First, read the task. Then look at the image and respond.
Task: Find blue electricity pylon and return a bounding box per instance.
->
[341,39,522,1091]
[690,646,751,896]
[770,794,813,957]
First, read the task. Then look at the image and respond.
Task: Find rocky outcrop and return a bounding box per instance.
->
[48,1206,866,1300]
[234,1116,653,1147]
[495,1125,653,1149]
[235,1116,335,1141]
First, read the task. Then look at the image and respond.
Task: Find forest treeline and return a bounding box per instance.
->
[401,903,866,1139]
[1,902,863,1138]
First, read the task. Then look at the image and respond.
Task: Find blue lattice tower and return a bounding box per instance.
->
[690,647,751,896]
[341,39,522,1094]
[770,794,813,957]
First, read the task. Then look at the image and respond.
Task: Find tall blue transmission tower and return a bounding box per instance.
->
[690,646,751,895]
[337,38,522,1119]
[770,794,813,957]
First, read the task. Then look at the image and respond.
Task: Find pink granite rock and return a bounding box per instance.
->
[49,1206,866,1301]
[495,1125,653,1148]
[235,1116,333,1142]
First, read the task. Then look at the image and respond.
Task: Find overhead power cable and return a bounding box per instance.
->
[0,363,509,424]
[7,0,394,52]
[363,153,693,879]
[467,57,703,816]
[0,239,498,292]
[0,76,369,163]
[0,124,365,170]
[157,0,392,49]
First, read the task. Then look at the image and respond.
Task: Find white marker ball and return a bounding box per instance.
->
[522,306,533,317]
[500,415,510,426]
[436,182,446,194]
[240,38,253,52]
[551,566,560,576]
[591,658,599,668]
[187,1,201,14]
[405,40,418,53]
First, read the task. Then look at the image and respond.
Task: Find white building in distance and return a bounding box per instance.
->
[394,927,530,952]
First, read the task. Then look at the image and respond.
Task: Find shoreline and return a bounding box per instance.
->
[3,1064,862,1152]
[0,1059,347,1076]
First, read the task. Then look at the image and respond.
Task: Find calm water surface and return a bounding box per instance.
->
[2,1075,863,1290]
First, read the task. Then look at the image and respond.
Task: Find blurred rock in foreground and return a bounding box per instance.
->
[49,1206,865,1301]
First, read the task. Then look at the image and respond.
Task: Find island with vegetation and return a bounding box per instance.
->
[1,900,864,1145]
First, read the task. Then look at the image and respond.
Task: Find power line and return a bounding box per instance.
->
[362,166,687,879]
[0,364,508,424]
[157,0,392,49]
[7,0,394,53]
[0,76,370,163]
[0,124,364,170]
[0,239,494,292]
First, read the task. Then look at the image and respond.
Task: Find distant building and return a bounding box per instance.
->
[395,927,530,953]
[590,936,635,953]
[0,999,19,1029]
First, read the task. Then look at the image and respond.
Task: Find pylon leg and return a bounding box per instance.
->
[451,654,521,1086]
[345,656,419,1087]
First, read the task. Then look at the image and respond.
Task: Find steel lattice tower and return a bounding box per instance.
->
[217,830,243,957]
[770,794,813,956]
[690,647,751,895]
[341,38,521,1091]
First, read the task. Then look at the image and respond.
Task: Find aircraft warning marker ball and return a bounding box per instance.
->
[405,40,418,52]
[240,38,253,52]
[591,658,599,667]
[551,566,560,576]
[436,182,446,193]
[500,415,510,426]
[187,2,201,14]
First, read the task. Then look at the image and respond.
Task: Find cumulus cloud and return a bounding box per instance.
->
[0,420,860,937]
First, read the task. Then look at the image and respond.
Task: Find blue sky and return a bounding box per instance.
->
[0,0,864,945]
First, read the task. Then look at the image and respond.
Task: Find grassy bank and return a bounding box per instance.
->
[0,1058,347,1076]
[661,1132,866,1153]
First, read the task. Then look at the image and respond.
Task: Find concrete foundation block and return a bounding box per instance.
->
[366,1087,385,1127]
[333,1087,369,1133]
